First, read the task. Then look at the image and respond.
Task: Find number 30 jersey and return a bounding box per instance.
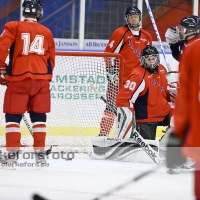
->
[0,19,55,81]
[116,64,171,123]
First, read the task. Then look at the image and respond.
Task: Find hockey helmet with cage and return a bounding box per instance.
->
[22,0,43,19]
[124,6,142,28]
[179,15,200,39]
[140,45,160,74]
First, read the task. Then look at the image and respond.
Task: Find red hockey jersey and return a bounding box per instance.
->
[173,36,200,160]
[105,25,152,82]
[0,19,55,81]
[116,64,171,123]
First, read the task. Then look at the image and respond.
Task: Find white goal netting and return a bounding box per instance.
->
[0,52,123,152]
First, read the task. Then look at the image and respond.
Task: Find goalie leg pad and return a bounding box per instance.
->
[115,107,135,139]
[91,136,159,163]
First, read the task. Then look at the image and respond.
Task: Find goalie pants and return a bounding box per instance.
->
[136,113,171,140]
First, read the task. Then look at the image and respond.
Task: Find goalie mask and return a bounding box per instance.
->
[22,0,43,19]
[140,46,160,74]
[124,6,142,28]
[179,15,200,40]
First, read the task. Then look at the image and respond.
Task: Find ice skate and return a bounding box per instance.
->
[167,167,181,174]
[35,150,47,167]
[180,158,195,173]
[0,150,19,170]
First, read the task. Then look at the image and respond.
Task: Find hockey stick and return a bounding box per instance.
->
[92,164,161,200]
[90,83,117,115]
[22,114,52,155]
[144,0,171,72]
[90,83,162,164]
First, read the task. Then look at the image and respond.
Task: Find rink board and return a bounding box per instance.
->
[0,126,166,138]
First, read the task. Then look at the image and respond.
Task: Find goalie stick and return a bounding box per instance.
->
[22,114,52,155]
[90,83,162,164]
[90,83,117,115]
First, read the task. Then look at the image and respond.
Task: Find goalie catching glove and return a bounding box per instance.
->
[165,26,180,44]
[106,66,119,86]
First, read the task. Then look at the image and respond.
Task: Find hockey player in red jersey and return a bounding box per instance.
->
[115,45,171,140]
[163,16,200,174]
[0,0,55,165]
[166,17,200,199]
[165,15,199,62]
[99,6,152,136]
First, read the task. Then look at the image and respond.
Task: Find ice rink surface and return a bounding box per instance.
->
[0,153,195,200]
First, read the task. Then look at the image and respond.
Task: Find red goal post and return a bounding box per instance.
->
[0,52,124,152]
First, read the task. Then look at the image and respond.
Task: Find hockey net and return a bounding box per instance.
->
[0,52,123,152]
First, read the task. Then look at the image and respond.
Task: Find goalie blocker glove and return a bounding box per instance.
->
[165,26,180,44]
[166,128,186,168]
[106,66,119,86]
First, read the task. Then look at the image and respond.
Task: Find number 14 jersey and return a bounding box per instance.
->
[0,19,55,81]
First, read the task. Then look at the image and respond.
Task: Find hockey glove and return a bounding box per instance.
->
[0,77,7,85]
[165,26,179,44]
[168,87,177,103]
[0,64,7,75]
[106,66,119,86]
[166,128,186,168]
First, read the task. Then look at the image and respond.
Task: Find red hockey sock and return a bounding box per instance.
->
[100,110,115,135]
[32,123,46,150]
[6,123,21,150]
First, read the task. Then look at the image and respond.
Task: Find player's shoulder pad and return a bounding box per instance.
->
[36,23,52,33]
[140,28,152,40]
[4,21,19,28]
[112,25,129,36]
[158,64,168,73]
[129,66,146,81]
[140,28,151,35]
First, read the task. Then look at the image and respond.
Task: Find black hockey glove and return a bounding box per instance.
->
[106,66,119,86]
[166,128,186,168]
